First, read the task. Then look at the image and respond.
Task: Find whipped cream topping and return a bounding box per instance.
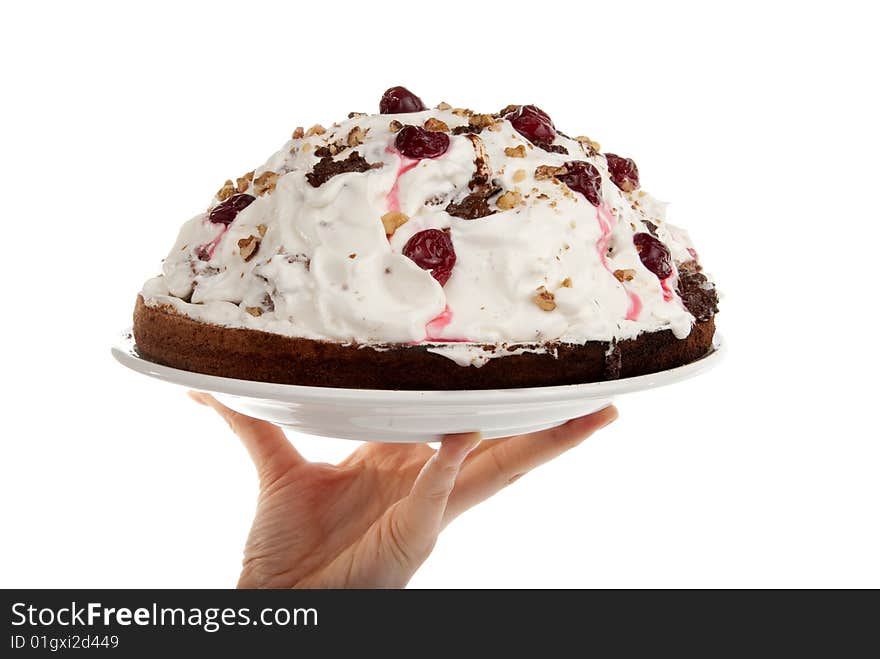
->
[142,101,713,366]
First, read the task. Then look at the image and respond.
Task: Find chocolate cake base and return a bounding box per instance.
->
[133,296,715,390]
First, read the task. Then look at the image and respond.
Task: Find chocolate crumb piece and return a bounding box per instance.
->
[451,124,482,135]
[537,142,569,155]
[424,117,450,132]
[314,141,347,158]
[236,170,255,193]
[254,171,279,196]
[643,220,659,236]
[613,268,636,282]
[347,126,367,147]
[535,165,568,180]
[505,145,527,158]
[349,253,357,259]
[245,306,263,317]
[676,260,719,321]
[604,341,621,379]
[216,179,236,201]
[237,235,260,262]
[381,211,409,236]
[389,120,404,133]
[286,253,311,270]
[291,127,305,139]
[446,191,498,220]
[533,287,556,311]
[306,151,379,187]
[262,293,275,312]
[496,190,522,210]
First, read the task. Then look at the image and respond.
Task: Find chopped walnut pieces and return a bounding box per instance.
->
[245,306,263,317]
[305,124,326,137]
[347,111,366,119]
[216,179,236,201]
[451,107,473,117]
[237,235,260,262]
[505,145,527,158]
[424,117,450,132]
[236,171,254,193]
[533,287,556,311]
[513,169,527,183]
[381,211,409,236]
[388,119,404,133]
[347,126,367,147]
[562,277,573,288]
[535,165,568,180]
[613,268,636,282]
[498,104,520,116]
[291,127,305,139]
[254,171,279,196]
[496,190,523,210]
[575,135,601,153]
[256,224,267,237]
[436,101,452,110]
[470,114,496,128]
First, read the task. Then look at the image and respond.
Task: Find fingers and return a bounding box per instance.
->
[188,391,306,483]
[382,433,481,572]
[445,406,618,521]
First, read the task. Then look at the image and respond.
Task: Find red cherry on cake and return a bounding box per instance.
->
[605,153,640,192]
[395,125,450,159]
[402,229,456,286]
[380,86,427,114]
[504,105,556,145]
[208,193,256,225]
[633,232,672,279]
[557,161,603,206]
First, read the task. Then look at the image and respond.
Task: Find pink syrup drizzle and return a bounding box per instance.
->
[660,277,675,302]
[196,223,227,261]
[383,148,468,343]
[595,203,643,321]
[423,305,470,343]
[385,147,419,213]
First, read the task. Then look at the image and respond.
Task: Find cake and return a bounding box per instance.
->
[134,86,719,389]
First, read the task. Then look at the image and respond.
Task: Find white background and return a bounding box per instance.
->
[1,0,877,588]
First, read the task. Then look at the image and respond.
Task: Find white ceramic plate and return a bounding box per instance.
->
[112,332,724,442]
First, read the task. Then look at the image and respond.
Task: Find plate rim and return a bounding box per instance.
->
[111,330,724,404]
